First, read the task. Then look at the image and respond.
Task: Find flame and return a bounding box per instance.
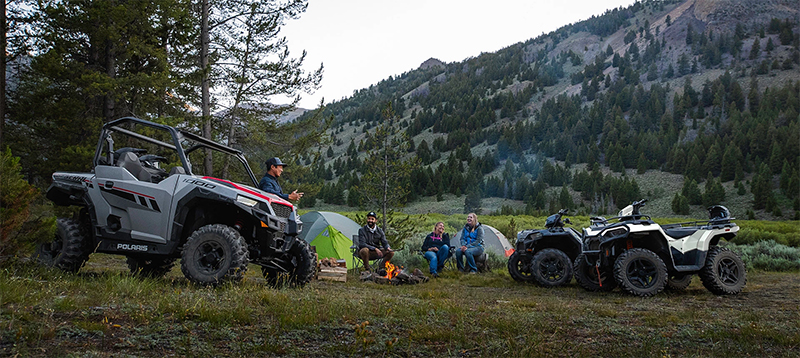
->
[383,261,399,279]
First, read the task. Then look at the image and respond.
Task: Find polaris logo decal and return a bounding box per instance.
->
[117,243,149,252]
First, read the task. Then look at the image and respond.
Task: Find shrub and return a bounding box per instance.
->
[732,221,800,247]
[1,148,56,261]
[723,240,800,271]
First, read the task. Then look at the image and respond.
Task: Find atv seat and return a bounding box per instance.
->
[664,227,699,240]
[117,151,152,182]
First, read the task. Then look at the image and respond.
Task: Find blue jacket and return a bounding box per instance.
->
[258,173,289,201]
[460,223,484,249]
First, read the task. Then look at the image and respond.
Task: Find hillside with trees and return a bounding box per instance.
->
[297,0,799,220]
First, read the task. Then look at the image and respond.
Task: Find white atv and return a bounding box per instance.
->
[574,199,745,297]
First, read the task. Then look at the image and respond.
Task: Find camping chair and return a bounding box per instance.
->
[418,245,456,272]
[350,234,385,272]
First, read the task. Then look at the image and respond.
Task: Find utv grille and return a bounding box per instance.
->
[271,203,293,219]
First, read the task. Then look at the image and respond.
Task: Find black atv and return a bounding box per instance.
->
[508,209,582,287]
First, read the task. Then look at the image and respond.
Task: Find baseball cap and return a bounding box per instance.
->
[367,211,377,218]
[265,157,288,168]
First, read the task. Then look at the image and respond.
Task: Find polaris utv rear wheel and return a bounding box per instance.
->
[573,253,616,292]
[699,246,746,295]
[261,237,316,288]
[666,274,693,291]
[181,224,248,286]
[507,252,535,283]
[127,256,177,278]
[35,218,92,273]
[613,248,667,297]
[530,249,573,287]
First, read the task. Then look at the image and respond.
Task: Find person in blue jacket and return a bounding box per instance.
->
[259,157,303,201]
[456,212,484,273]
[421,222,450,277]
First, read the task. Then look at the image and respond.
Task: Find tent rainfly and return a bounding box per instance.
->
[299,211,362,269]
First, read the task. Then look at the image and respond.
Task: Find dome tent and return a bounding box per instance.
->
[451,224,515,257]
[299,211,362,268]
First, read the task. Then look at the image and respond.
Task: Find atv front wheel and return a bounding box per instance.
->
[181,224,248,286]
[127,256,177,278]
[666,274,693,291]
[530,249,573,287]
[261,237,316,288]
[573,253,616,292]
[507,251,535,283]
[699,246,746,295]
[613,248,667,297]
[35,218,92,272]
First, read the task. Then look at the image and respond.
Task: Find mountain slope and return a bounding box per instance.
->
[301,0,800,220]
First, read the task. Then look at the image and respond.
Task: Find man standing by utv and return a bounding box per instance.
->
[259,157,303,201]
[358,211,394,271]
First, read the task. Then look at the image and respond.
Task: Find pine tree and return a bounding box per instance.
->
[682,178,703,205]
[671,193,690,215]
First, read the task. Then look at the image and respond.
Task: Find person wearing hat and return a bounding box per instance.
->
[357,211,393,271]
[259,157,303,201]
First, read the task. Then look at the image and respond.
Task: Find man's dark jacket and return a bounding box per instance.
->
[358,225,389,250]
[259,173,289,201]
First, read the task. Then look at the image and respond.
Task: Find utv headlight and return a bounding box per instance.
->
[236,195,259,207]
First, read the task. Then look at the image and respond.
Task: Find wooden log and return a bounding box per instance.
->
[318,266,347,282]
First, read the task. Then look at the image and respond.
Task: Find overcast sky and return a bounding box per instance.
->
[281,0,638,109]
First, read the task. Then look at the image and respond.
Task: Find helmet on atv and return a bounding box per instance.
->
[707,205,732,223]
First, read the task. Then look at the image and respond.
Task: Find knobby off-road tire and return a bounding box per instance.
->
[507,251,535,283]
[127,256,177,278]
[35,218,92,272]
[530,248,573,287]
[261,237,316,288]
[699,246,746,295]
[181,224,248,286]
[613,248,668,297]
[666,274,693,291]
[573,253,616,292]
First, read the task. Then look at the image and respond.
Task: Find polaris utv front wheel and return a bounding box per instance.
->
[127,256,177,278]
[573,253,616,292]
[699,246,746,295]
[35,218,92,273]
[181,224,249,286]
[530,249,573,287]
[613,248,667,297]
[507,251,535,283]
[261,237,316,288]
[666,274,693,291]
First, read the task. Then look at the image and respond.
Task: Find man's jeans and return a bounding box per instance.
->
[423,245,449,274]
[456,246,484,272]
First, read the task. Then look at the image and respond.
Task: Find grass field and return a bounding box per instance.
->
[2,254,799,357]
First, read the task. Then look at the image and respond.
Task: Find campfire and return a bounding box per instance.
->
[360,261,428,285]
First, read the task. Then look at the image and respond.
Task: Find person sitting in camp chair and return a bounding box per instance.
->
[456,213,484,274]
[357,211,394,272]
[421,222,451,278]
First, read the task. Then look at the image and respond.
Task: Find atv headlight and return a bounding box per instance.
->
[236,195,259,207]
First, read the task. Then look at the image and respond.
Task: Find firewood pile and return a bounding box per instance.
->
[317,257,347,282]
[360,268,429,285]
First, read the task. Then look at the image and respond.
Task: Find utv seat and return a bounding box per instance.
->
[117,151,152,182]
[169,166,186,175]
[664,228,699,240]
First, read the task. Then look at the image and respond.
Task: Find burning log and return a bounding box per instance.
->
[359,261,429,285]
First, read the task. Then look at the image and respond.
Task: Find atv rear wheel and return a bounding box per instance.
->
[127,256,177,278]
[573,253,616,292]
[613,248,667,297]
[530,248,573,287]
[181,224,248,286]
[666,274,693,291]
[699,246,746,295]
[35,218,92,273]
[507,251,535,283]
[261,237,316,288]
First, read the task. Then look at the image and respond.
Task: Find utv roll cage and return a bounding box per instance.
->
[92,117,259,187]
